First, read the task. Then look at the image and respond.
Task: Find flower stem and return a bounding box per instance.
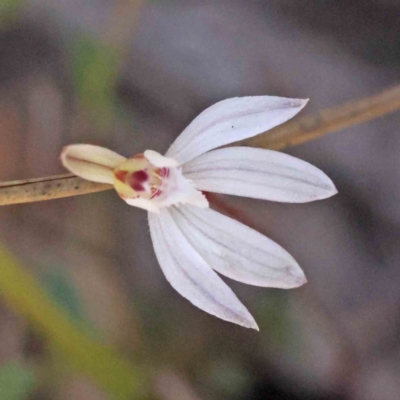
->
[0,174,112,206]
[243,84,400,150]
[0,245,146,399]
[1,84,400,206]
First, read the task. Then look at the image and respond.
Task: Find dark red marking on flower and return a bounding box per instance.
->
[123,169,149,192]
[156,167,169,178]
[131,182,145,192]
[133,170,148,182]
[150,189,162,199]
[115,170,128,182]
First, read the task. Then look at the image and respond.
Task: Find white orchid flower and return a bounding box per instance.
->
[61,96,337,330]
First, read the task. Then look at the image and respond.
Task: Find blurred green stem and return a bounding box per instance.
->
[0,245,146,400]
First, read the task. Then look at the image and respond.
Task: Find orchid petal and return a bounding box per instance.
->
[170,205,306,289]
[61,144,126,184]
[183,147,337,203]
[125,197,160,213]
[165,96,308,165]
[148,209,258,330]
[144,150,179,167]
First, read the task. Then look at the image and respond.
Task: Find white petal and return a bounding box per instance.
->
[165,96,308,165]
[61,144,126,184]
[144,150,179,167]
[183,147,337,203]
[170,205,306,289]
[125,197,160,213]
[148,209,258,330]
[153,167,209,210]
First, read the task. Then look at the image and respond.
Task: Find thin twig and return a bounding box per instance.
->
[0,174,112,206]
[242,84,400,150]
[1,84,400,206]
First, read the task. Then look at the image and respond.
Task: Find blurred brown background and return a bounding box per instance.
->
[0,0,400,399]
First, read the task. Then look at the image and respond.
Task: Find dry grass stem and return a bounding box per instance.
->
[242,84,400,150]
[0,174,112,206]
[1,84,400,206]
